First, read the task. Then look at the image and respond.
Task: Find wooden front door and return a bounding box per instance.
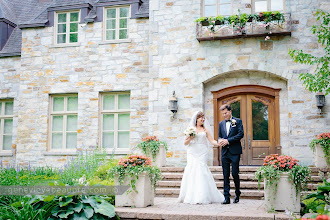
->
[212,85,281,165]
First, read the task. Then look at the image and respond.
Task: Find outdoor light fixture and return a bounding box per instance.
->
[169,91,178,118]
[316,92,325,110]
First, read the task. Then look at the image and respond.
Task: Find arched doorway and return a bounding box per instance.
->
[212,85,281,165]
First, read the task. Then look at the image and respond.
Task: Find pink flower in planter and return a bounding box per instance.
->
[316,215,330,220]
[265,36,270,40]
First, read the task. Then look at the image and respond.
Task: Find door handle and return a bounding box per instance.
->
[243,137,245,150]
[248,135,251,149]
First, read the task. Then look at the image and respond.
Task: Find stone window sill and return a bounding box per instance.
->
[0,152,13,157]
[99,39,131,45]
[44,151,78,156]
[44,149,131,156]
[50,43,81,48]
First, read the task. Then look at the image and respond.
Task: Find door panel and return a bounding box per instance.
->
[216,94,276,165]
[218,95,247,165]
[247,95,275,165]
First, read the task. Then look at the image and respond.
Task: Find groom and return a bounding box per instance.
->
[218,104,244,204]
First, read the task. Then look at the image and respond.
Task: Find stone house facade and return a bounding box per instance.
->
[0,0,329,168]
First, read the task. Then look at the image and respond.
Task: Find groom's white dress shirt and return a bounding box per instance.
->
[226,120,231,136]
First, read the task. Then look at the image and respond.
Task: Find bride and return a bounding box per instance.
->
[178,111,225,204]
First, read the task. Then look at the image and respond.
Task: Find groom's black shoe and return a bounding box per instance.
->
[233,195,239,204]
[222,198,230,204]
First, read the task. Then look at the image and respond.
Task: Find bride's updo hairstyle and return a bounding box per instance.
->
[196,111,205,128]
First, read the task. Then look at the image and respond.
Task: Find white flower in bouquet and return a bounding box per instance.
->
[184,126,196,137]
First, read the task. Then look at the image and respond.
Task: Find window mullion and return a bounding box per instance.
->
[268,0,271,11]
[114,113,118,149]
[63,114,67,149]
[66,12,70,44]
[63,97,67,149]
[0,119,3,150]
[116,8,119,40]
[115,94,118,149]
[2,101,4,116]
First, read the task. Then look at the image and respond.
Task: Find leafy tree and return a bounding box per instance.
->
[289,10,330,95]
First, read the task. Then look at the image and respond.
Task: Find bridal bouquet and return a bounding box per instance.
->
[184,126,196,137]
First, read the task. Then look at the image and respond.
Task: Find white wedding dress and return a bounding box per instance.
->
[178,131,225,204]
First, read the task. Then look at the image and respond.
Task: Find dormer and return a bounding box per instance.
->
[0,19,15,50]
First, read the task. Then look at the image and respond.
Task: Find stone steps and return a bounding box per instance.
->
[156,166,329,199]
[156,188,264,199]
[160,172,323,182]
[156,180,319,190]
[160,166,329,175]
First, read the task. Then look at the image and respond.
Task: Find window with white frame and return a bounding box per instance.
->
[104,6,130,41]
[203,0,232,17]
[55,11,79,44]
[100,93,130,149]
[50,95,78,150]
[253,0,284,13]
[0,100,13,151]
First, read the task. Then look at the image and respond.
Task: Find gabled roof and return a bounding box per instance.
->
[0,0,17,24]
[0,27,21,57]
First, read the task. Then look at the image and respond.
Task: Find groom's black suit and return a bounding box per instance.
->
[218,117,244,200]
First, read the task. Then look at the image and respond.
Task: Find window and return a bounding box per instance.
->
[104,6,130,41]
[203,0,232,17]
[0,100,13,151]
[100,93,130,149]
[55,11,79,44]
[49,95,78,150]
[253,0,284,13]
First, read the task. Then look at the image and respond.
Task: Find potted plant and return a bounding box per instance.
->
[228,13,249,35]
[255,11,285,34]
[255,154,311,212]
[109,155,162,208]
[310,132,330,168]
[136,136,168,167]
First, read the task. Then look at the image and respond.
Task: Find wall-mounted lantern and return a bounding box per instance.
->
[169,91,178,118]
[316,92,325,110]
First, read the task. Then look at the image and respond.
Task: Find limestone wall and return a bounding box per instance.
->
[16,18,149,167]
[0,57,20,166]
[149,0,330,166]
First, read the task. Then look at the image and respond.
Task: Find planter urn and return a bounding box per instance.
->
[115,172,154,208]
[264,172,300,212]
[149,144,166,167]
[315,143,328,168]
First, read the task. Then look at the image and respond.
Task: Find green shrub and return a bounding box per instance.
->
[30,195,118,220]
[0,166,59,186]
[0,195,57,220]
[59,150,107,185]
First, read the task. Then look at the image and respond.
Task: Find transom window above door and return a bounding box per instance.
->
[203,0,232,17]
[55,11,80,44]
[104,6,130,41]
[252,0,284,13]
